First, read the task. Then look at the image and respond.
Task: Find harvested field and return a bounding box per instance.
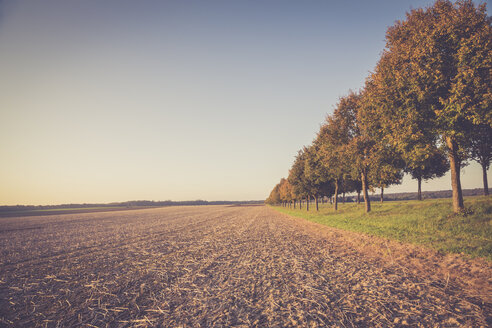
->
[0,205,490,327]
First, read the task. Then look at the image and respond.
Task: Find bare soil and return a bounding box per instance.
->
[0,205,490,327]
[0,206,160,218]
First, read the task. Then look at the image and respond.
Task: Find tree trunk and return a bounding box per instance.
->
[417,177,422,201]
[482,162,489,196]
[293,200,296,209]
[361,170,371,213]
[334,180,339,211]
[299,199,302,210]
[446,137,464,213]
[357,190,361,204]
[306,196,309,211]
[342,192,345,204]
[380,187,384,203]
[315,196,319,211]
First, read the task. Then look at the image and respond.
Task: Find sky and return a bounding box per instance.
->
[0,0,489,205]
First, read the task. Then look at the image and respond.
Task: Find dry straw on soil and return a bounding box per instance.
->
[0,205,490,327]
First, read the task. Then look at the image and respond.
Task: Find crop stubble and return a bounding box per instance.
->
[0,205,490,327]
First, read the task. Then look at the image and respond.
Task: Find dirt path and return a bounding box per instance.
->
[0,205,490,327]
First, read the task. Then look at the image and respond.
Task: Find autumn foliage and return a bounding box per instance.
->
[267,0,491,213]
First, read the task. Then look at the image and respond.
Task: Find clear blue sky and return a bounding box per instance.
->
[0,0,488,204]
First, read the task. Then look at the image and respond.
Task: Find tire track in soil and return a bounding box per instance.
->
[0,205,490,327]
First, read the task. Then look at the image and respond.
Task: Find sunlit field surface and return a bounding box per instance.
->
[1,205,490,327]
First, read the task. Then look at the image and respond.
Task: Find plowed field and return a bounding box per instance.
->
[0,205,490,327]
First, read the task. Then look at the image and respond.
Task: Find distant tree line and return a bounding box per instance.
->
[343,188,490,203]
[0,200,263,213]
[266,0,491,213]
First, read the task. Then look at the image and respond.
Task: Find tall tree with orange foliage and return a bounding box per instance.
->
[266,182,281,205]
[288,148,312,210]
[317,93,358,211]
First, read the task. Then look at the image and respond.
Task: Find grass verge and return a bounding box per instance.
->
[271,196,492,260]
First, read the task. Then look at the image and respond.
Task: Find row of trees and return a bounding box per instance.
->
[266,0,491,213]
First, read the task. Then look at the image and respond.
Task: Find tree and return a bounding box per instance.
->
[317,126,342,211]
[368,143,404,202]
[373,0,491,212]
[320,90,381,213]
[346,135,375,212]
[266,182,281,205]
[348,87,401,212]
[345,178,362,204]
[304,143,337,211]
[278,178,293,207]
[469,124,492,195]
[406,146,449,200]
[366,46,450,202]
[317,93,360,210]
[288,149,311,210]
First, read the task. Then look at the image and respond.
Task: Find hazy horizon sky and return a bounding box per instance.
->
[1,0,489,205]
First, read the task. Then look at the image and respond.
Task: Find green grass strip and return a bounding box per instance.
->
[271,196,492,260]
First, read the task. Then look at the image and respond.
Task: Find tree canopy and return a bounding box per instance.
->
[266,0,490,214]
